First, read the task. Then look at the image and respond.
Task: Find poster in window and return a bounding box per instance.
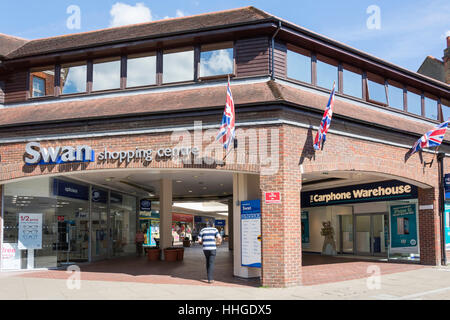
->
[390,204,418,254]
[240,200,261,268]
[301,211,310,248]
[18,213,43,250]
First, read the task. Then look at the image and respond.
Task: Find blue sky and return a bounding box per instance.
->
[1,0,449,72]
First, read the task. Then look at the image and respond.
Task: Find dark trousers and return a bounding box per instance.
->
[136,242,143,256]
[203,250,216,281]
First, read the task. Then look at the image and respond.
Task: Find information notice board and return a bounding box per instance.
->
[240,200,261,268]
[18,213,43,250]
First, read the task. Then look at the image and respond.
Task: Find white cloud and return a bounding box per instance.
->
[444,30,450,38]
[109,2,152,28]
[163,9,186,20]
[200,49,233,77]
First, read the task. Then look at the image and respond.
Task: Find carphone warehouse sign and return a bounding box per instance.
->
[301,180,418,207]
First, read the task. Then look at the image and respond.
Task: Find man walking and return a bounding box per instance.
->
[198,221,222,284]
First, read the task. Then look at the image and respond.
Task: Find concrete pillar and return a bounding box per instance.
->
[159,179,173,260]
[233,173,261,279]
[228,198,233,250]
[418,187,441,266]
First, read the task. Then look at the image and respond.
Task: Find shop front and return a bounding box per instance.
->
[1,176,138,270]
[301,180,420,262]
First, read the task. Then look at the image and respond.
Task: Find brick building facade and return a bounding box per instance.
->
[0,7,449,287]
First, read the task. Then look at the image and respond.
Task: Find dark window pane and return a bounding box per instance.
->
[442,104,450,122]
[317,60,337,89]
[388,84,404,110]
[343,69,362,98]
[287,50,311,83]
[367,80,387,104]
[407,91,422,116]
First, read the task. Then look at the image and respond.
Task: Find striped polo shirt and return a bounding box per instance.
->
[198,227,220,250]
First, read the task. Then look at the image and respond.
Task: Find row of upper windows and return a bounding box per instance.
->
[286,45,449,122]
[28,41,449,122]
[30,42,234,97]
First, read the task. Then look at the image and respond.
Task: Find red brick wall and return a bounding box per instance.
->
[260,125,302,288]
[418,188,441,265]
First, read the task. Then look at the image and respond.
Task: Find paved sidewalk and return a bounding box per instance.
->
[1,265,450,300]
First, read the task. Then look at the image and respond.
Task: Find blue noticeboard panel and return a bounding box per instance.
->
[240,200,261,268]
[53,179,89,201]
[390,204,418,250]
[215,220,226,227]
[445,203,450,251]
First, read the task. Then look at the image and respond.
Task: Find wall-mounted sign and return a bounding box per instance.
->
[265,192,281,204]
[301,211,310,247]
[140,199,152,212]
[172,213,193,223]
[302,180,418,208]
[240,200,261,268]
[92,189,108,203]
[18,213,43,250]
[24,142,94,165]
[215,220,226,227]
[1,243,20,270]
[445,174,450,200]
[445,203,450,251]
[98,146,200,164]
[390,204,418,254]
[53,179,89,201]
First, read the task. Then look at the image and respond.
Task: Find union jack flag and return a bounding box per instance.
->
[216,79,235,150]
[313,83,336,150]
[409,120,449,155]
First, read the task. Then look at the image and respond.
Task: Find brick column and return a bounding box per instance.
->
[260,125,302,287]
[418,187,441,266]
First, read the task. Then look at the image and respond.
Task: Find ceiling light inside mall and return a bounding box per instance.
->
[176,180,183,183]
[105,177,113,182]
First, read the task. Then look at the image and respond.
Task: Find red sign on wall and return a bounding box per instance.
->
[172,213,193,223]
[265,192,281,204]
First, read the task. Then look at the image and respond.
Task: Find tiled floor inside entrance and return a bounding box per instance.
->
[14,245,424,287]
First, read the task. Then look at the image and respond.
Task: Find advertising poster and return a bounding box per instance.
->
[1,243,21,270]
[241,200,261,268]
[18,213,43,250]
[445,203,450,251]
[301,211,310,248]
[390,204,418,253]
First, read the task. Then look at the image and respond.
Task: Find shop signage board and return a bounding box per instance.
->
[53,179,89,201]
[215,220,226,227]
[265,192,281,204]
[301,180,418,208]
[240,200,261,268]
[445,203,450,251]
[445,174,450,200]
[173,213,193,223]
[18,213,43,250]
[301,211,310,248]
[140,199,152,212]
[24,142,94,165]
[390,204,419,254]
[1,243,21,270]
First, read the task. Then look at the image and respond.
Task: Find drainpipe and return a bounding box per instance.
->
[437,152,447,266]
[271,21,282,80]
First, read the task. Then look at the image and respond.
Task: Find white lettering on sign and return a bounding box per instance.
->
[24,142,93,165]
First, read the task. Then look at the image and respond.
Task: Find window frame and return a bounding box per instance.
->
[91,57,122,93]
[162,46,195,85]
[366,72,388,106]
[198,42,235,81]
[29,66,56,99]
[286,44,312,85]
[341,63,363,100]
[60,61,88,96]
[126,52,158,89]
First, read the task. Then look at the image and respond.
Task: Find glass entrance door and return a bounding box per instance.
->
[355,214,389,256]
[339,214,354,254]
[91,189,108,261]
